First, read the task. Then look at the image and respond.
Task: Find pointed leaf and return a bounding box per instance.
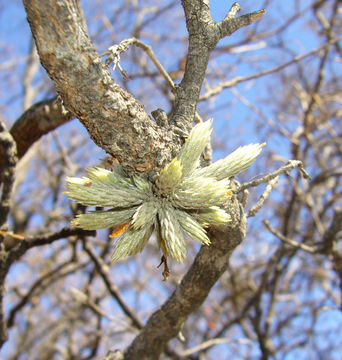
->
[194,143,265,181]
[175,209,211,245]
[189,206,231,226]
[72,207,137,230]
[65,167,149,207]
[111,224,154,261]
[177,119,213,178]
[158,204,186,262]
[131,200,159,230]
[173,176,229,209]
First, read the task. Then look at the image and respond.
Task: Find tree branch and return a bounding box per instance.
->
[247,176,279,218]
[263,220,317,254]
[0,119,17,347]
[10,96,73,160]
[0,120,17,228]
[172,1,265,133]
[218,6,265,38]
[5,227,95,269]
[237,160,310,193]
[0,97,73,186]
[23,0,181,179]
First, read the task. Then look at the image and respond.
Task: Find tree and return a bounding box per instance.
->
[1,0,341,359]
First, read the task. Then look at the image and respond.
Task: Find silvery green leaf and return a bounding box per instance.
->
[65,181,145,207]
[189,206,231,226]
[111,223,154,261]
[172,176,229,209]
[175,209,211,245]
[131,200,159,230]
[87,166,141,190]
[132,175,153,194]
[158,204,186,262]
[87,166,130,186]
[71,207,137,230]
[155,158,183,195]
[177,119,213,178]
[194,143,265,181]
[65,167,148,207]
[154,217,167,256]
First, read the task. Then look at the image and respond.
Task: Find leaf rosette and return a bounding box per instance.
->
[65,120,264,263]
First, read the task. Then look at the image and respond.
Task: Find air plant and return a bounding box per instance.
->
[65,119,264,267]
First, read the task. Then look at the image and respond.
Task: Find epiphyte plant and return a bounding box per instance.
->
[65,119,264,265]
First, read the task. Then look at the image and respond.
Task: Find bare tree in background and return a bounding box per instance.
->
[0,0,341,359]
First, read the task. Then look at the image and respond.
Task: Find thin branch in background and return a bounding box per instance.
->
[237,160,310,193]
[82,238,143,330]
[199,37,342,102]
[6,227,96,267]
[22,39,41,111]
[247,176,279,218]
[322,208,342,253]
[320,208,342,307]
[263,220,317,253]
[7,259,83,328]
[180,337,253,357]
[69,287,124,324]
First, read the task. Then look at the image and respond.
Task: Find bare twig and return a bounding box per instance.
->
[218,8,266,38]
[322,208,342,253]
[22,39,41,110]
[180,337,253,356]
[82,238,143,330]
[7,227,95,267]
[200,37,342,102]
[224,2,241,20]
[69,287,121,323]
[263,220,316,253]
[237,160,310,193]
[7,259,85,328]
[247,176,279,218]
[102,37,204,124]
[103,37,174,91]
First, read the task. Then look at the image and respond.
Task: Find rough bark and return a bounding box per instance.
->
[23,0,182,180]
